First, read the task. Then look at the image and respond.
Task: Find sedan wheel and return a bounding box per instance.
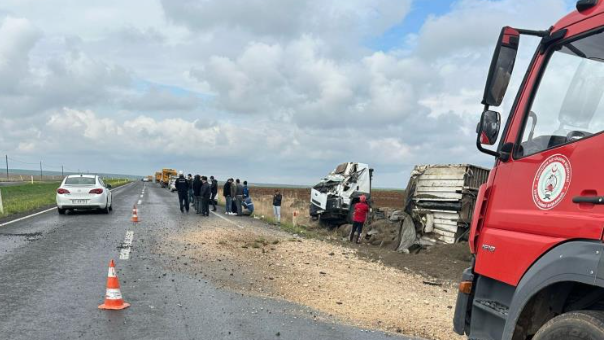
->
[101,199,110,214]
[57,208,66,215]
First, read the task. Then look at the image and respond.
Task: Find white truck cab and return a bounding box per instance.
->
[309,162,372,224]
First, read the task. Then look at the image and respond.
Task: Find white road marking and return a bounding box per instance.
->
[140,195,143,198]
[210,211,244,229]
[119,230,134,260]
[0,182,134,228]
[137,200,142,205]
[0,207,57,228]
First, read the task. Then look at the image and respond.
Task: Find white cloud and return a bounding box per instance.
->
[0,0,575,186]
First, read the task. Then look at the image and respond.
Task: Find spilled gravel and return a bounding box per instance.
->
[158,219,462,340]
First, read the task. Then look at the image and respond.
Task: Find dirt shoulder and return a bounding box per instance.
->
[349,241,471,284]
[161,220,463,340]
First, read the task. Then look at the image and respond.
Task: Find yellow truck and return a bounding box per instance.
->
[161,168,177,188]
[155,172,162,183]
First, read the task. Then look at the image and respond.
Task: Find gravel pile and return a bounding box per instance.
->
[163,222,463,340]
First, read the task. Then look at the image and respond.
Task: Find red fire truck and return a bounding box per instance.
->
[454,1,604,339]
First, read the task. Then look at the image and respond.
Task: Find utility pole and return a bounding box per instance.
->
[5,155,8,180]
[39,161,43,181]
[61,165,64,178]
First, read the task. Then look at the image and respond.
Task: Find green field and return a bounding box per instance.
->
[0,179,132,218]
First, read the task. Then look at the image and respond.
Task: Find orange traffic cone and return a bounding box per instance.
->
[131,205,139,223]
[99,260,130,310]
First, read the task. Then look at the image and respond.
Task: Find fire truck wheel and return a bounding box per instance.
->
[533,311,604,340]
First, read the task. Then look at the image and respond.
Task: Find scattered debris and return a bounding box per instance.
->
[164,226,463,340]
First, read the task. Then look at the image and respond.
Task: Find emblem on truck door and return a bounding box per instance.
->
[532,154,572,210]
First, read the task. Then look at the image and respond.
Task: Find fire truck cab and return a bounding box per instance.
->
[455,1,604,339]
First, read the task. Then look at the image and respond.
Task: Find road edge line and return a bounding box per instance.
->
[210,210,244,229]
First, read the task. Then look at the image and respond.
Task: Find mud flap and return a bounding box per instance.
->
[454,267,474,335]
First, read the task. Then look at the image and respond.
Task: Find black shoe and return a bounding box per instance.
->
[212,209,217,212]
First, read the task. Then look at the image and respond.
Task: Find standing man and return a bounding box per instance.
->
[235,179,244,216]
[200,176,211,216]
[210,176,218,212]
[229,178,237,215]
[243,181,249,198]
[187,174,194,208]
[350,195,370,244]
[272,190,282,224]
[192,175,202,214]
[175,171,190,213]
[223,179,233,215]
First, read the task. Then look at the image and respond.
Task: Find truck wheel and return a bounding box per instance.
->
[533,311,604,340]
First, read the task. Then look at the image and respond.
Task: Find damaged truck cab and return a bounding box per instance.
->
[310,162,373,225]
[455,1,604,339]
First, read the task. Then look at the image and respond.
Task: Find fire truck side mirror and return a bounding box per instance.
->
[477,110,501,146]
[482,27,520,107]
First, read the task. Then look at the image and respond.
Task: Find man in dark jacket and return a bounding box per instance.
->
[200,176,211,216]
[272,190,282,223]
[235,179,244,216]
[223,179,232,215]
[210,176,218,212]
[175,171,190,213]
[192,175,202,214]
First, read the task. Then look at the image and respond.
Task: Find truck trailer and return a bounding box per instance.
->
[404,164,489,245]
[455,1,604,339]
[309,162,373,225]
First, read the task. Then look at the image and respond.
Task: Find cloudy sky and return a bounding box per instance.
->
[0,0,576,187]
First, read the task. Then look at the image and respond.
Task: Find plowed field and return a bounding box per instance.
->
[249,186,404,208]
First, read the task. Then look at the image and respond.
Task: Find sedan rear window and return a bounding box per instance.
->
[64,177,96,185]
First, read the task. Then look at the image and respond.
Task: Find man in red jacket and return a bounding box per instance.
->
[350,195,369,244]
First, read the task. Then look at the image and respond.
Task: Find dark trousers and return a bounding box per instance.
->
[350,221,364,242]
[210,193,217,210]
[194,196,201,213]
[201,197,210,216]
[178,192,189,212]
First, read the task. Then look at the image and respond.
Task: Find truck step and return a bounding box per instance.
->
[474,299,509,319]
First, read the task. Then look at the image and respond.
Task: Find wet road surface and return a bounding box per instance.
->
[0,181,418,340]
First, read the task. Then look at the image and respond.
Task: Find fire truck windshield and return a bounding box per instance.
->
[517,29,604,158]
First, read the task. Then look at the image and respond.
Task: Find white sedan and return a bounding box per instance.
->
[56,175,113,214]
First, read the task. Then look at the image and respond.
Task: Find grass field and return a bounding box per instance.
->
[0,179,132,218]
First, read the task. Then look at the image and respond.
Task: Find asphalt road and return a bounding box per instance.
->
[0,181,419,340]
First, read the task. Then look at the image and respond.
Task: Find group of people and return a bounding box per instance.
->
[222,178,254,216]
[173,171,255,217]
[174,171,218,216]
[174,170,367,244]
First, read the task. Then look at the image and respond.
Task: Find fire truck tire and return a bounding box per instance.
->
[533,311,604,340]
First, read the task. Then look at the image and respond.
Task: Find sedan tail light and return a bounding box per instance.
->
[89,188,104,194]
[57,188,70,194]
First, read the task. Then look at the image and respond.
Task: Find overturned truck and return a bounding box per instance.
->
[401,164,489,246]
